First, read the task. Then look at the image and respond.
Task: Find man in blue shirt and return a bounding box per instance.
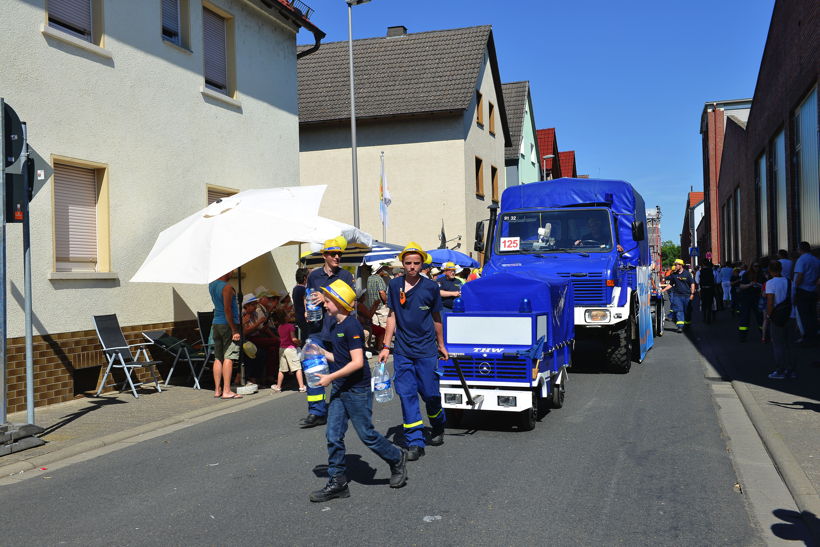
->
[437,261,461,310]
[378,242,448,461]
[793,241,819,345]
[299,238,355,429]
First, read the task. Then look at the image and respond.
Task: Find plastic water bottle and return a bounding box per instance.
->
[302,341,329,388]
[306,288,323,323]
[372,362,394,403]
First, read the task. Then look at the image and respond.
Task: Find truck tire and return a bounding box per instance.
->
[517,389,538,431]
[606,323,632,374]
[550,375,565,409]
[653,298,664,337]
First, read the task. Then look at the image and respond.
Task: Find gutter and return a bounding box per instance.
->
[257,0,326,58]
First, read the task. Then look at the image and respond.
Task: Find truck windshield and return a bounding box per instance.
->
[496,209,614,254]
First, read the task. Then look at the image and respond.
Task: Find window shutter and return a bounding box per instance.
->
[48,0,92,40]
[162,0,181,43]
[207,187,236,204]
[796,87,819,243]
[203,8,227,92]
[54,164,97,271]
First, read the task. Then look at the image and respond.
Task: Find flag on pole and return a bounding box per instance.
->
[378,152,392,227]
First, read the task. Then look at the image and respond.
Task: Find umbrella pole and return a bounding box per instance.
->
[237,266,245,386]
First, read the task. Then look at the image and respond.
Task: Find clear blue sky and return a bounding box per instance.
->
[299,0,775,243]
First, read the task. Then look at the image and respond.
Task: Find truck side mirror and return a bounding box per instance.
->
[474,221,485,252]
[632,220,645,241]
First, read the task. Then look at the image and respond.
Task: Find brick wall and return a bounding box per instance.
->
[5,319,199,413]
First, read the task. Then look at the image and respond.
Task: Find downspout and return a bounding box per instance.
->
[256,0,325,58]
[297,26,325,58]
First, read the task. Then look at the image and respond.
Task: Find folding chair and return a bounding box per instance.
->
[195,311,215,385]
[94,314,163,398]
[142,330,206,389]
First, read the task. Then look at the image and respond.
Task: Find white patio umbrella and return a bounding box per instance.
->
[131,185,373,284]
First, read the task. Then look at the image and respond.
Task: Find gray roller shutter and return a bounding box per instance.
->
[203,8,227,93]
[48,0,92,41]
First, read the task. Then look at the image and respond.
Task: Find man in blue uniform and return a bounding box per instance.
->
[299,238,355,429]
[663,259,695,333]
[437,261,461,311]
[378,242,448,461]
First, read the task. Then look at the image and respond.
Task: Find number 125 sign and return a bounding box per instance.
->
[500,237,520,250]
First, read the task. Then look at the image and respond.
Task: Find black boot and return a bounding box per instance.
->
[389,449,408,488]
[309,475,350,502]
[428,424,445,446]
[406,446,425,461]
[299,414,327,428]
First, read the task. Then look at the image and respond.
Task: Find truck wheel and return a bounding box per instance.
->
[654,298,664,337]
[550,376,565,409]
[517,389,537,431]
[606,324,632,374]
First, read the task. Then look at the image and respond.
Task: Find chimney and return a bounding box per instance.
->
[387,25,407,37]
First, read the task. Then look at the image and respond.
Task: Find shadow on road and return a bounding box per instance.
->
[40,398,128,437]
[770,508,818,545]
[311,455,388,486]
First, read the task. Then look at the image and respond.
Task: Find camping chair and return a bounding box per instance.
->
[142,330,207,389]
[94,314,163,398]
[195,311,215,385]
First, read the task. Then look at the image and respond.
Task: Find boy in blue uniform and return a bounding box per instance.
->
[310,280,408,502]
[663,259,695,333]
[300,238,355,429]
[378,243,448,461]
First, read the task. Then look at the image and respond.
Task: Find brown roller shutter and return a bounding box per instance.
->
[207,187,236,205]
[54,163,98,272]
[203,8,227,93]
[48,0,92,41]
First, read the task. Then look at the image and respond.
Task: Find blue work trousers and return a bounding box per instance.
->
[326,385,401,479]
[670,294,688,329]
[394,354,445,447]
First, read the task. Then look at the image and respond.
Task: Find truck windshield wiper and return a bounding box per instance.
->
[548,248,590,257]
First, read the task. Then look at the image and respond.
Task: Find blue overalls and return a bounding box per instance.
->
[305,267,354,418]
[666,270,693,330]
[387,275,446,448]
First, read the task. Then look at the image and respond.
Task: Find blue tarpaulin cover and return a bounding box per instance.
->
[460,271,575,348]
[500,178,649,267]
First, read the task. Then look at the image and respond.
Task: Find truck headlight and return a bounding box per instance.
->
[585,309,610,323]
[445,393,463,405]
[498,396,517,407]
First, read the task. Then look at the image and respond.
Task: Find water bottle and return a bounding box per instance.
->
[372,362,394,403]
[302,341,329,388]
[306,288,323,323]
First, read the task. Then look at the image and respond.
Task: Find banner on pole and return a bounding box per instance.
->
[378,152,391,228]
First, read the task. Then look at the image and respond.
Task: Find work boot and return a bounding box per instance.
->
[389,449,408,488]
[299,414,327,429]
[406,446,425,461]
[428,424,445,446]
[309,475,350,502]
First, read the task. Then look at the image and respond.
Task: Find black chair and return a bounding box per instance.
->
[93,314,162,398]
[195,311,215,385]
[142,330,207,389]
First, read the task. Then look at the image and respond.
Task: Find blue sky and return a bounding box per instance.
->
[299,0,775,243]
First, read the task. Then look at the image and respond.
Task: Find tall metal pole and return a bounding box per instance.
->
[380,151,386,243]
[348,2,360,228]
[1,98,8,425]
[22,123,34,424]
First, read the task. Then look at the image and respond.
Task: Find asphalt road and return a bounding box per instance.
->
[1,332,763,546]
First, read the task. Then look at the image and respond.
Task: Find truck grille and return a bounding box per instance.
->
[443,356,529,382]
[556,272,606,305]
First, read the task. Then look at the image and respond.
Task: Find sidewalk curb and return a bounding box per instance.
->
[0,391,290,480]
[731,379,820,541]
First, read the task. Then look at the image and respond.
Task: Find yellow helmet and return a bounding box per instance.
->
[321,279,356,312]
[321,236,348,253]
[674,258,685,265]
[441,261,457,271]
[398,242,430,264]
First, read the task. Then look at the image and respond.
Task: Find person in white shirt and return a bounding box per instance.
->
[765,260,794,379]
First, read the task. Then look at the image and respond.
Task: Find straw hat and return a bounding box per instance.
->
[321,279,355,312]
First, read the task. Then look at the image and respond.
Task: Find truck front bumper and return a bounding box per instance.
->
[440,383,533,412]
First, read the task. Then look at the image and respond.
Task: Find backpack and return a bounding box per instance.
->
[771,279,791,327]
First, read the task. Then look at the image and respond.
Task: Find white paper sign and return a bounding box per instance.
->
[500,237,520,251]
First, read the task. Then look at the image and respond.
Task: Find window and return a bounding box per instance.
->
[734,187,741,261]
[475,157,484,197]
[757,153,768,257]
[162,0,189,48]
[47,0,101,43]
[530,143,536,165]
[773,130,787,251]
[519,138,526,158]
[488,102,496,135]
[53,161,109,272]
[207,185,237,205]
[475,91,484,126]
[491,165,499,202]
[203,5,233,95]
[794,86,819,244]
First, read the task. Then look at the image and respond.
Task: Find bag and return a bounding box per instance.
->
[771,280,791,327]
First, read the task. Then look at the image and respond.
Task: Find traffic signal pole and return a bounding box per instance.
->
[1,98,8,425]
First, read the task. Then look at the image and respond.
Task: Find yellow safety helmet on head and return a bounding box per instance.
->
[398,242,430,264]
[322,236,348,253]
[442,261,457,271]
[321,279,356,312]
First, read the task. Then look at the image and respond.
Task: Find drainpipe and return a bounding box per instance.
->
[256,0,326,59]
[297,26,325,58]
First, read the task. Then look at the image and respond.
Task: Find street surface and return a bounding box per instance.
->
[1,332,765,545]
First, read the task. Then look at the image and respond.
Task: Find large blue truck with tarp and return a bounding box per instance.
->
[472,178,656,373]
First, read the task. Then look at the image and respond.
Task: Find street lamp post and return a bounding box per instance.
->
[346,0,371,228]
[541,154,555,181]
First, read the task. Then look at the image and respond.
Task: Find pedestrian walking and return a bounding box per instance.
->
[720,263,734,310]
[663,259,695,333]
[299,238,355,429]
[737,263,763,342]
[378,243,448,461]
[793,241,819,346]
[765,261,795,379]
[309,280,408,502]
[698,260,717,324]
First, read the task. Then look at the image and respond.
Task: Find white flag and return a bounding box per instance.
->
[379,153,392,226]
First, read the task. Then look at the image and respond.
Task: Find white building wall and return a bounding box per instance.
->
[1,0,302,337]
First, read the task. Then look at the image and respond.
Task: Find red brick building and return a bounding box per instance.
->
[714,0,818,265]
[558,151,577,178]
[536,128,561,179]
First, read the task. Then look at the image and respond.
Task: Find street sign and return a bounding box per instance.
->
[5,158,33,223]
[689,246,699,257]
[3,103,24,172]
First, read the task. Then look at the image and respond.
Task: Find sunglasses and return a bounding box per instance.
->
[324,252,342,257]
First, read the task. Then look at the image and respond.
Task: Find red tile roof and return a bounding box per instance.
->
[536,128,557,171]
[268,0,323,36]
[688,191,704,208]
[559,151,577,178]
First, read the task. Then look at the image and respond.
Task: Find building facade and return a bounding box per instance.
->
[536,128,561,180]
[298,26,511,252]
[680,192,705,267]
[502,81,540,187]
[1,0,320,411]
[715,0,818,265]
